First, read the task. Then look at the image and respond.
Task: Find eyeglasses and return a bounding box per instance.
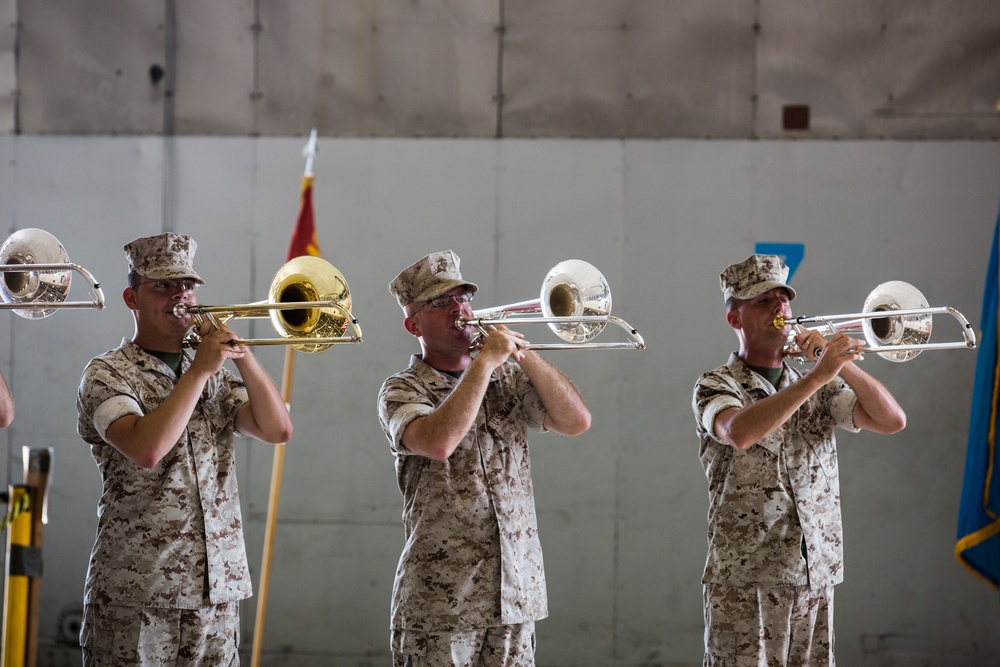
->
[408,291,474,317]
[133,279,200,294]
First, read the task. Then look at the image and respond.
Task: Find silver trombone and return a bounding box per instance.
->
[175,255,362,353]
[776,280,976,362]
[454,259,645,351]
[0,228,105,319]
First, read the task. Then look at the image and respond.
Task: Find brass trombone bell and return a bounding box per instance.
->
[0,228,105,319]
[176,255,362,353]
[775,280,976,362]
[454,259,645,350]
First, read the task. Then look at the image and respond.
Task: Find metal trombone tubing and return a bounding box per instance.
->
[793,305,957,326]
[0,301,100,310]
[0,261,106,309]
[457,314,646,350]
[793,305,977,350]
[179,301,364,347]
[178,300,340,317]
[860,340,975,354]
[459,314,609,327]
[233,334,362,347]
[232,318,365,347]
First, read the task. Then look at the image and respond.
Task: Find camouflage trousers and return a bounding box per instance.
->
[391,622,536,667]
[703,583,834,667]
[80,601,240,666]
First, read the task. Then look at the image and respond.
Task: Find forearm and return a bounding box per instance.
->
[233,354,293,444]
[518,351,591,435]
[715,374,824,449]
[839,363,906,433]
[107,367,212,467]
[401,358,494,459]
[0,373,13,428]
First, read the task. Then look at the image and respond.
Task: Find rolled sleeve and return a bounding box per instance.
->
[830,387,861,433]
[700,394,742,443]
[386,402,434,455]
[92,396,144,444]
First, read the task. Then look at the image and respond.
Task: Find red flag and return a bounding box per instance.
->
[286,175,321,260]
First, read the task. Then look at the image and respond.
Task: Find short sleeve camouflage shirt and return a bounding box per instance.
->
[692,353,860,589]
[377,355,549,632]
[77,338,251,608]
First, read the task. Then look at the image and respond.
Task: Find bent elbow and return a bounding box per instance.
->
[566,411,592,436]
[866,408,906,435]
[717,425,754,451]
[548,408,592,437]
[276,422,294,444]
[132,451,164,470]
[887,412,906,434]
[261,426,293,446]
[727,436,756,451]
[402,435,456,461]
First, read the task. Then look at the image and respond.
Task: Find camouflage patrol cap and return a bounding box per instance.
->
[124,232,204,283]
[389,250,478,310]
[720,254,796,302]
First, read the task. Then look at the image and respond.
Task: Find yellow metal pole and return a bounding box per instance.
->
[4,486,32,667]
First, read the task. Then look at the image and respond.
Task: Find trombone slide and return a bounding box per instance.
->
[0,263,105,312]
[457,314,645,350]
[778,302,976,361]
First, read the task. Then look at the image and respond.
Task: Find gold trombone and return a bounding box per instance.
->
[775,280,976,362]
[454,259,645,351]
[176,255,362,353]
[0,228,105,319]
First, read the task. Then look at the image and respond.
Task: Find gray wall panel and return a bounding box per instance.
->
[0,0,16,134]
[173,1,256,135]
[256,1,500,137]
[18,1,166,134]
[10,1,1000,139]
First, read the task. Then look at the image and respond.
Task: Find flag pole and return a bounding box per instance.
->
[251,130,318,667]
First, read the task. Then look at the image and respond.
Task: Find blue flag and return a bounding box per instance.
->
[956,201,1000,592]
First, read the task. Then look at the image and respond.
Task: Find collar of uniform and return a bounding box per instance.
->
[410,354,500,385]
[121,337,191,375]
[727,352,785,393]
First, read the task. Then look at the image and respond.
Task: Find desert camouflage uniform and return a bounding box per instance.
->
[378,354,549,649]
[391,623,536,667]
[77,339,250,651]
[79,601,240,666]
[692,353,859,665]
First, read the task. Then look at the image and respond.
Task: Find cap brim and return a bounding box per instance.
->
[731,281,795,301]
[140,267,205,283]
[412,280,479,304]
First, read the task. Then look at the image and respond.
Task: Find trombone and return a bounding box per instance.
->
[776,280,976,362]
[0,228,105,319]
[454,259,645,351]
[176,255,362,353]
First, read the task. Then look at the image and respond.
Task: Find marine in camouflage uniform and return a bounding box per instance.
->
[77,233,293,666]
[691,255,906,667]
[378,250,592,667]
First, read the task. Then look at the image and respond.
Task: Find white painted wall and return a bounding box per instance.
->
[0,137,997,666]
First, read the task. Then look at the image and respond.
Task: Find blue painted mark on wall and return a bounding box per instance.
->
[755,242,805,282]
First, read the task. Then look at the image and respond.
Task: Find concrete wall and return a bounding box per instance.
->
[0,136,997,666]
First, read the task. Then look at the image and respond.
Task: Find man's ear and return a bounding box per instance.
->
[725,307,741,330]
[403,315,420,338]
[123,287,138,311]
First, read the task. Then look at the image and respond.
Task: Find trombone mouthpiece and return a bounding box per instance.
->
[173,303,189,318]
[772,314,788,330]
